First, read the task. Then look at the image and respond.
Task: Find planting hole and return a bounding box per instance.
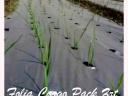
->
[71,46,78,50]
[96,24,100,26]
[65,37,70,39]
[44,62,47,66]
[54,27,60,30]
[109,49,116,53]
[5,28,9,31]
[7,17,11,19]
[120,40,123,43]
[48,17,51,18]
[74,23,79,25]
[83,61,95,69]
[31,22,33,24]
[107,31,112,34]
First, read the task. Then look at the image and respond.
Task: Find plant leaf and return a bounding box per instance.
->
[116,73,123,90]
[88,43,94,64]
[5,34,22,54]
[109,79,115,91]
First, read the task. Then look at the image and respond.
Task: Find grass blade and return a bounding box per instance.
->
[116,73,123,90]
[109,80,115,91]
[88,43,94,64]
[5,34,22,54]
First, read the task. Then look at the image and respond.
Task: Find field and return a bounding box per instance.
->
[5,0,123,95]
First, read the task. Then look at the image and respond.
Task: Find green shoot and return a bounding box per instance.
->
[87,26,96,65]
[60,1,70,39]
[116,73,123,90]
[109,74,123,93]
[5,35,22,54]
[28,0,45,49]
[42,26,52,95]
[71,31,78,50]
[87,43,94,65]
[71,15,94,50]
[64,20,70,39]
[27,1,51,94]
[43,39,51,87]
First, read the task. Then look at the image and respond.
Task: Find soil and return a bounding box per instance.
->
[67,0,123,26]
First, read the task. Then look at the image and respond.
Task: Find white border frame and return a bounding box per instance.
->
[0,0,4,95]
[0,0,127,96]
[124,0,128,95]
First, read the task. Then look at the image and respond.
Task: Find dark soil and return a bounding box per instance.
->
[71,46,78,50]
[83,61,95,67]
[67,0,123,26]
[5,0,19,16]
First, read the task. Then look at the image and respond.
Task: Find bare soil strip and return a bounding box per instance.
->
[67,0,123,26]
[5,0,19,16]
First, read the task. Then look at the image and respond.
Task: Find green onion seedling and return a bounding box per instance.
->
[71,15,95,50]
[27,1,51,95]
[87,27,96,66]
[71,31,78,50]
[109,74,123,96]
